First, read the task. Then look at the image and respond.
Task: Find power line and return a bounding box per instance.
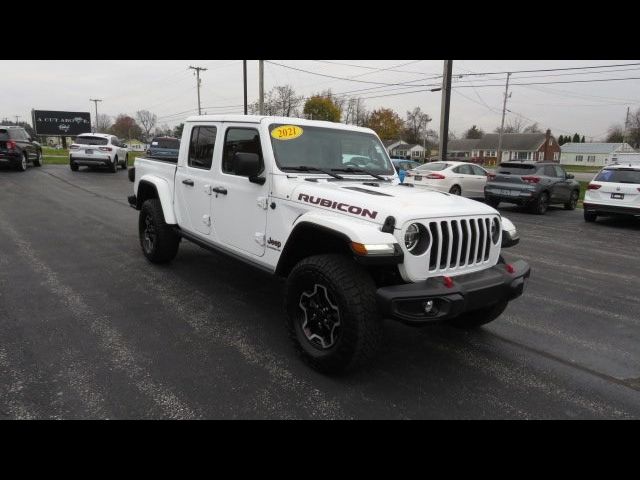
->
[266,60,437,87]
[311,60,430,75]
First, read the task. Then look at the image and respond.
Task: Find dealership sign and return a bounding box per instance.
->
[32,110,92,136]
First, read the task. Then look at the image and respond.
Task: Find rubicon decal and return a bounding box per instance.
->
[298,194,378,219]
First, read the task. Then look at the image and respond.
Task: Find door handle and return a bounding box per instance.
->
[182,179,194,186]
[212,187,227,195]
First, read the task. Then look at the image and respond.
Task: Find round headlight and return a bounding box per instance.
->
[491,217,501,244]
[405,223,420,251]
[404,223,431,255]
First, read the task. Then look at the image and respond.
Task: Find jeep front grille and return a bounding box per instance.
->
[427,218,493,272]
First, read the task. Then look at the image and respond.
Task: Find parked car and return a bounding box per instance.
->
[146,136,180,162]
[583,163,640,222]
[69,133,129,172]
[405,161,489,198]
[484,162,580,214]
[0,125,43,171]
[128,115,529,373]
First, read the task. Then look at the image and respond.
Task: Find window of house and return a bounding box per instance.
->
[188,126,217,169]
[412,150,420,157]
[517,151,529,160]
[587,155,596,163]
[575,155,583,162]
[222,127,263,176]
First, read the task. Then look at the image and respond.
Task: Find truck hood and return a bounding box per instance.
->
[288,179,498,226]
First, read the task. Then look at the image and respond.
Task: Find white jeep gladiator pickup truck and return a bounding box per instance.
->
[128,115,530,372]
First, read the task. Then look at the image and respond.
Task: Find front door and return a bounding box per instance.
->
[174,124,219,236]
[210,125,269,257]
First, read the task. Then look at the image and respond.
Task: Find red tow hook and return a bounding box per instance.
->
[506,264,515,274]
[443,276,454,288]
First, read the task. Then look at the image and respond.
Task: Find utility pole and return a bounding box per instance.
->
[243,60,248,115]
[258,60,264,115]
[438,60,453,161]
[90,98,102,133]
[15,115,20,125]
[188,65,208,115]
[496,73,511,163]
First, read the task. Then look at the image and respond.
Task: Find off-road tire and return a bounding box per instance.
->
[584,210,597,222]
[449,299,508,329]
[70,161,79,171]
[110,156,118,173]
[449,184,462,196]
[139,199,180,264]
[285,254,383,373]
[564,190,579,210]
[530,191,549,215]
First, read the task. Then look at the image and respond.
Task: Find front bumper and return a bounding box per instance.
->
[583,202,640,217]
[376,260,530,325]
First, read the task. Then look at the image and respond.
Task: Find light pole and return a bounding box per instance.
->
[90,98,102,133]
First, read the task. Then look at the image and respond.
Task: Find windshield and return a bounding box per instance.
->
[595,168,640,184]
[416,162,449,171]
[269,124,394,176]
[151,138,180,149]
[497,163,537,175]
[75,136,108,146]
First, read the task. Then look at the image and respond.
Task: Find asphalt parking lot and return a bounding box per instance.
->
[1,164,639,419]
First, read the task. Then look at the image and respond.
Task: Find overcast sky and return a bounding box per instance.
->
[1,60,639,140]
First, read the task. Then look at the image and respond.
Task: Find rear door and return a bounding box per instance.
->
[174,124,219,236]
[470,164,488,198]
[451,163,474,196]
[210,124,269,257]
[552,165,572,203]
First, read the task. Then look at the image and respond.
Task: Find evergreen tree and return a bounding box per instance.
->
[581,135,585,143]
[572,133,580,143]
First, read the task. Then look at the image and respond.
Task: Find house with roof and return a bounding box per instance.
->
[559,142,635,167]
[448,130,560,164]
[386,141,427,160]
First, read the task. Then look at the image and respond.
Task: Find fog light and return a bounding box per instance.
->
[423,300,434,313]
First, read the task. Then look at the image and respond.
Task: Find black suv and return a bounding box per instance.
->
[0,126,43,171]
[485,162,580,214]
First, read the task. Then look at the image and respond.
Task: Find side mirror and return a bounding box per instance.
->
[566,173,574,179]
[233,152,265,184]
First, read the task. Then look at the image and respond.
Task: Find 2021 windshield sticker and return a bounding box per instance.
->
[271,125,303,141]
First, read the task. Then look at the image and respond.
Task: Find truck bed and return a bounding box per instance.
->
[133,156,178,202]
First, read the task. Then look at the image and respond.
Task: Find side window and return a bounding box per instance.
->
[111,137,119,147]
[188,126,217,169]
[10,129,24,140]
[554,166,566,178]
[456,164,472,175]
[471,165,485,175]
[222,128,263,176]
[542,165,556,177]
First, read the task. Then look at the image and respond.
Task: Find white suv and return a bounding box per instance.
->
[70,133,129,172]
[584,163,640,222]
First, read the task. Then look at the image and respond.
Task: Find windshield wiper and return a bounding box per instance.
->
[281,165,344,179]
[331,167,387,181]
